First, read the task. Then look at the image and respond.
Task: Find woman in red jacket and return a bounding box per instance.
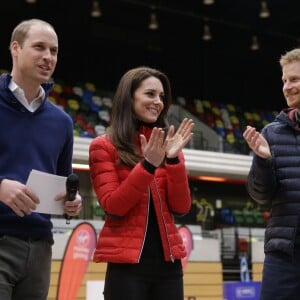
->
[89,66,194,300]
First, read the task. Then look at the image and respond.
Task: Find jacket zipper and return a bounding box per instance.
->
[137,187,150,263]
[154,178,174,262]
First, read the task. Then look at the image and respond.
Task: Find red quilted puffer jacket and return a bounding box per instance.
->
[89,126,192,264]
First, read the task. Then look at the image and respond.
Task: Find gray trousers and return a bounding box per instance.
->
[0,235,52,300]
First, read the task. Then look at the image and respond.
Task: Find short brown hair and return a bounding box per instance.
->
[9,19,56,49]
[279,48,300,68]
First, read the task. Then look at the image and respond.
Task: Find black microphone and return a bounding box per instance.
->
[65,173,79,224]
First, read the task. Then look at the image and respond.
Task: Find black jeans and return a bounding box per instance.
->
[103,259,183,300]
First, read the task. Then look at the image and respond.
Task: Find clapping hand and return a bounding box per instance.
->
[140,127,168,167]
[243,125,271,159]
[165,118,194,158]
[140,118,194,166]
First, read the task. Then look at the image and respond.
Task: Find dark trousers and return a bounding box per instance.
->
[103,259,183,300]
[0,235,52,300]
[260,250,300,300]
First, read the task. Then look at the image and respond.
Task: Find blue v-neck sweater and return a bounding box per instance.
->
[0,74,74,242]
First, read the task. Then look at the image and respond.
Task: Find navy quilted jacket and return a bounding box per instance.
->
[247,108,300,256]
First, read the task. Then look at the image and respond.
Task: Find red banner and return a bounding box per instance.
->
[178,225,193,271]
[57,222,97,300]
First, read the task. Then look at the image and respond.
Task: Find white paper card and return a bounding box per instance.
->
[26,169,67,215]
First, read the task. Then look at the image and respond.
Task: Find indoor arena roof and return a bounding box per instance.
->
[2,0,300,109]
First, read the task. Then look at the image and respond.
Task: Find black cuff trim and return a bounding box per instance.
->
[166,157,179,164]
[142,160,156,174]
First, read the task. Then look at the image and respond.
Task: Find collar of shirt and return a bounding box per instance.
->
[295,110,300,124]
[8,80,45,112]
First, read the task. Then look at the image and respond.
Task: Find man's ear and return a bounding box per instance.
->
[10,41,20,57]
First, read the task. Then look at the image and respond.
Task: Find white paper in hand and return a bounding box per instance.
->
[26,169,67,215]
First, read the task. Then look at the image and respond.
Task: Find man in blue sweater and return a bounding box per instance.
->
[0,19,82,300]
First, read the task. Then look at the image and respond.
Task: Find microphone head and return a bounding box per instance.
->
[65,173,79,221]
[66,173,79,189]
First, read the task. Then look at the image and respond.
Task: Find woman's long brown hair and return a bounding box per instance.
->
[108,66,172,167]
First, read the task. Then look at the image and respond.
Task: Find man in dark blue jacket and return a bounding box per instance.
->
[243,48,300,299]
[0,19,82,300]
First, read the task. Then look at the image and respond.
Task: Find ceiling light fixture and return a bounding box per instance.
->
[148,10,159,30]
[91,0,102,18]
[203,0,215,5]
[259,0,270,19]
[202,24,212,41]
[250,35,260,51]
[25,0,37,3]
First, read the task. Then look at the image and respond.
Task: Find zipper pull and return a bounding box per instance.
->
[170,254,174,262]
